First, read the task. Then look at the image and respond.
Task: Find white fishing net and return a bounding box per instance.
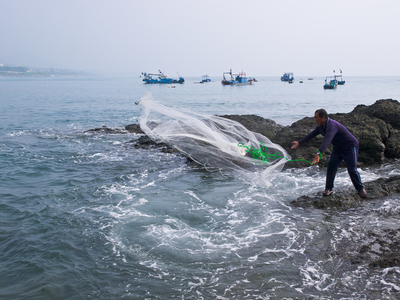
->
[137,93,291,187]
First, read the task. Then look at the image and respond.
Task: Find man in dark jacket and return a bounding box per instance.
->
[291,109,367,198]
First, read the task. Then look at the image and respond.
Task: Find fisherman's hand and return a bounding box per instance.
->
[311,154,320,165]
[291,141,299,149]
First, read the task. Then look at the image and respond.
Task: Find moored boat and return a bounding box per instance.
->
[323,76,337,89]
[201,74,211,83]
[141,70,184,84]
[281,72,294,82]
[336,76,345,85]
[221,69,254,85]
[335,69,345,85]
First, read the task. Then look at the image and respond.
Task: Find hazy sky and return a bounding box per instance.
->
[1,0,399,76]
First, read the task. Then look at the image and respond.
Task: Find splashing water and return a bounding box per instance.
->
[137,93,291,187]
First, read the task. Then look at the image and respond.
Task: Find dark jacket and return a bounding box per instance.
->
[299,118,358,153]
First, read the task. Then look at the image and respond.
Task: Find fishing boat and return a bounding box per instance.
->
[281,72,294,82]
[221,69,255,85]
[335,69,345,85]
[335,75,345,85]
[323,76,337,89]
[201,74,211,83]
[141,70,184,84]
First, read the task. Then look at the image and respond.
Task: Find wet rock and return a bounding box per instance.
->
[351,229,400,268]
[125,124,144,134]
[130,135,179,154]
[85,126,128,134]
[291,175,400,209]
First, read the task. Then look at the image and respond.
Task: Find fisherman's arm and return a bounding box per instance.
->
[291,128,319,149]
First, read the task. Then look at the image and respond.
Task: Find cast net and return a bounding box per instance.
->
[137,93,291,187]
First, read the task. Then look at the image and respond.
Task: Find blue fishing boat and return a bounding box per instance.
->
[323,76,337,89]
[221,69,255,85]
[201,74,211,83]
[335,69,345,85]
[141,70,185,84]
[335,75,345,85]
[281,72,294,82]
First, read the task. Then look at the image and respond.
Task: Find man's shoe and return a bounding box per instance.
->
[322,189,333,196]
[358,188,367,198]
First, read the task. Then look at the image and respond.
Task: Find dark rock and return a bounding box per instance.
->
[291,175,400,209]
[85,126,128,134]
[125,123,144,134]
[130,135,179,154]
[351,229,400,268]
[219,114,283,140]
[352,99,400,129]
[370,251,400,268]
[384,129,400,158]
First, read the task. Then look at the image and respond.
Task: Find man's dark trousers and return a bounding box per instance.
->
[326,146,364,191]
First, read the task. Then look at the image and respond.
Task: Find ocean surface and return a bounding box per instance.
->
[1,75,400,299]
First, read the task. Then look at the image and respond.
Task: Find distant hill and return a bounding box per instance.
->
[0,65,87,77]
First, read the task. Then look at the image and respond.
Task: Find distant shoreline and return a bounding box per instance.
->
[0,65,87,77]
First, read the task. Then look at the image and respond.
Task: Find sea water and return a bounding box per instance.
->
[1,75,400,299]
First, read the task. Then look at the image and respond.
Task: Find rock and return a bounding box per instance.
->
[219,114,283,141]
[125,124,144,134]
[352,99,400,129]
[291,175,400,209]
[351,229,400,268]
[85,124,145,135]
[130,135,179,154]
[384,129,400,158]
[85,126,128,134]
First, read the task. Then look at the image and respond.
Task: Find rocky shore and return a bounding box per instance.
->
[122,99,400,199]
[87,99,400,268]
[97,99,400,201]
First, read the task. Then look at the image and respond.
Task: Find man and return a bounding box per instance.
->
[291,109,367,198]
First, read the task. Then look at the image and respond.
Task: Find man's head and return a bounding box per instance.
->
[314,109,327,126]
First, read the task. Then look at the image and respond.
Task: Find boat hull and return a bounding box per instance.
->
[143,78,185,84]
[221,80,252,85]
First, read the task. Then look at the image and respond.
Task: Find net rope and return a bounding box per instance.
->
[137,93,292,187]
